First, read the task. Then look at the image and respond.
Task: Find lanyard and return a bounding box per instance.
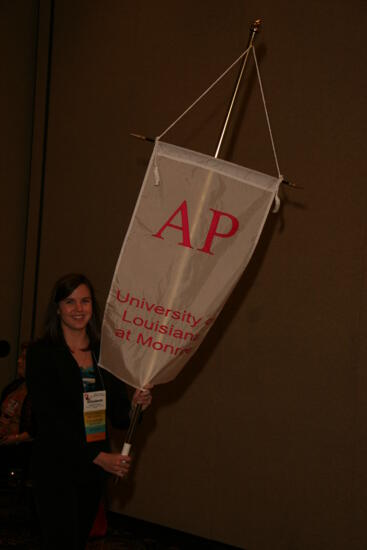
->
[83,353,106,443]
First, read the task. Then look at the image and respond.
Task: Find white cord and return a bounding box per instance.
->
[155,44,283,209]
[156,46,252,141]
[251,47,282,179]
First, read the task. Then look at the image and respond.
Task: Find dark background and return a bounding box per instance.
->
[1,1,366,548]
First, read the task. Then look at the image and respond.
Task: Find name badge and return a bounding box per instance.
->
[83,390,106,443]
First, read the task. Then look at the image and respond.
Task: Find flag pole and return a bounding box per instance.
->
[214,18,261,159]
[121,403,142,456]
[115,403,142,483]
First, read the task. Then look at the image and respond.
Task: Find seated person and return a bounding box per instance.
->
[0,343,33,482]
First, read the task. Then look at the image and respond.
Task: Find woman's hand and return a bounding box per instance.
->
[0,432,31,445]
[93,452,131,478]
[0,435,16,445]
[132,384,153,412]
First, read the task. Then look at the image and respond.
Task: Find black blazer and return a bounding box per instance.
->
[26,339,131,479]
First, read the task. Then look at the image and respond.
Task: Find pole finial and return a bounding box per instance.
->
[251,19,262,33]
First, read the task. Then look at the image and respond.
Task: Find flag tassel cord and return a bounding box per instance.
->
[214,19,261,159]
[131,19,298,189]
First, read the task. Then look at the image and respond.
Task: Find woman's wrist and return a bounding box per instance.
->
[14,432,31,444]
[93,451,107,466]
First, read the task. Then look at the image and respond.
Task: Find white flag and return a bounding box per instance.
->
[99,141,281,388]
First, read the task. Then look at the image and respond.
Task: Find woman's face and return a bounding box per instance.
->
[57,283,93,334]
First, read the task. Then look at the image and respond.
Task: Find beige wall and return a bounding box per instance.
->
[4,1,366,548]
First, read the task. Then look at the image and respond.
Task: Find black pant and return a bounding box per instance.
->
[35,472,104,550]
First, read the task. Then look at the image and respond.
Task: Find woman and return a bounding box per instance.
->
[26,274,152,550]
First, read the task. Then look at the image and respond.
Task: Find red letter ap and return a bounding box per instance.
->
[152,200,193,249]
[197,209,239,255]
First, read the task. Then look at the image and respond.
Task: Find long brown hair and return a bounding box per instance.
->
[43,273,101,348]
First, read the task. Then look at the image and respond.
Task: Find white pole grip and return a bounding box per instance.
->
[121,442,131,456]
